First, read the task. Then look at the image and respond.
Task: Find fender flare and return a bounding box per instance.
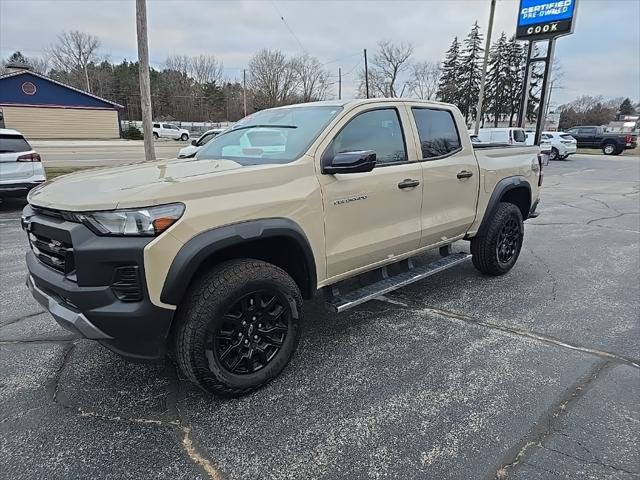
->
[477,176,532,235]
[160,218,317,305]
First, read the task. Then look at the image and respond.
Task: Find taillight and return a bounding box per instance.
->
[17,153,41,162]
[624,135,635,143]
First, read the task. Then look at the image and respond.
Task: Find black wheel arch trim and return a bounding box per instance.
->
[476,176,532,235]
[160,218,317,305]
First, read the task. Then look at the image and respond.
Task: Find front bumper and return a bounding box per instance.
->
[23,205,174,361]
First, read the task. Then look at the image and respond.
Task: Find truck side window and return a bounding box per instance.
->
[512,129,526,143]
[333,108,406,165]
[411,108,461,159]
[153,123,160,128]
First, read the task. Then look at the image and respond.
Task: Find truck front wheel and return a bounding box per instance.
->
[471,203,524,276]
[174,259,303,397]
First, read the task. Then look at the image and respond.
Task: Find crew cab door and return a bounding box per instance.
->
[405,104,480,247]
[318,105,423,279]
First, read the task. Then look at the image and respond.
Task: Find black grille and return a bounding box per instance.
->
[111,266,142,302]
[28,232,75,275]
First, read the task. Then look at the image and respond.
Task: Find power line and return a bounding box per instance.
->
[270,0,306,54]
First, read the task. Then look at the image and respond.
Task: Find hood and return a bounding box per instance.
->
[28,157,245,211]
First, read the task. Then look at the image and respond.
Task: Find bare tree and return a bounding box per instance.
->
[49,30,101,92]
[164,55,190,76]
[356,41,414,98]
[248,49,299,109]
[408,61,440,100]
[29,57,50,75]
[292,53,330,102]
[373,40,414,97]
[189,54,223,85]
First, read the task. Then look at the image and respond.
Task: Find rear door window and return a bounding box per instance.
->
[0,134,31,153]
[411,108,461,159]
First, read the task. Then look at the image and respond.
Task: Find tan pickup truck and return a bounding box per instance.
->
[22,99,544,396]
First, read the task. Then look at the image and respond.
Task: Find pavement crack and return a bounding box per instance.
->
[493,361,610,479]
[421,306,640,369]
[586,211,639,225]
[0,335,78,344]
[0,310,46,328]
[165,362,225,480]
[46,341,77,405]
[539,445,639,475]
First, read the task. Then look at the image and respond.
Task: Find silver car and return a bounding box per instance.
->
[0,129,46,197]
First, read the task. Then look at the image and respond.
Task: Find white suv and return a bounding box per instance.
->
[152,123,190,141]
[0,129,46,198]
[541,131,578,160]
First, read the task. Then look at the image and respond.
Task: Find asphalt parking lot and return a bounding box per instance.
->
[1,153,638,480]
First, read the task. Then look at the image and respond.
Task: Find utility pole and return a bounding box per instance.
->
[135,0,155,161]
[338,67,342,100]
[474,0,496,135]
[243,69,247,117]
[364,48,369,99]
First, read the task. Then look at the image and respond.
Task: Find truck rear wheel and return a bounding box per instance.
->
[602,143,619,155]
[471,202,524,276]
[174,259,303,397]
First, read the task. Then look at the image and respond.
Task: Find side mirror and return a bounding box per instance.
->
[191,139,197,146]
[322,150,376,175]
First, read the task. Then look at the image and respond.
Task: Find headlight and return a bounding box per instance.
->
[74,203,185,236]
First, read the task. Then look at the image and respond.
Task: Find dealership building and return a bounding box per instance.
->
[0,67,122,139]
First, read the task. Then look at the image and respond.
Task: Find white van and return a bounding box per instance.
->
[477,128,528,145]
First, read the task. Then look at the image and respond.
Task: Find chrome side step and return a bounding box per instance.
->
[325,252,472,313]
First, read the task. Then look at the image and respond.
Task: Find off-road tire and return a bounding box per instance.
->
[471,202,524,276]
[174,259,303,397]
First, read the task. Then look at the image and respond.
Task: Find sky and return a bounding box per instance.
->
[1,0,639,107]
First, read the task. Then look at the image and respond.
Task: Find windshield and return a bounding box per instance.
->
[197,105,342,165]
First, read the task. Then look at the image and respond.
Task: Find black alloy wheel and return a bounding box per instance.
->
[496,216,521,265]
[208,290,290,375]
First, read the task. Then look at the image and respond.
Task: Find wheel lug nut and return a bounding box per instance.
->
[238,332,242,337]
[258,323,262,328]
[244,339,249,344]
[252,316,256,321]
[254,335,258,340]
[241,321,246,326]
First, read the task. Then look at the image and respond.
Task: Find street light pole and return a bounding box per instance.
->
[338,67,342,100]
[474,0,496,135]
[135,0,155,161]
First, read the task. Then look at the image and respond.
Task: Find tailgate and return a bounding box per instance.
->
[0,152,34,181]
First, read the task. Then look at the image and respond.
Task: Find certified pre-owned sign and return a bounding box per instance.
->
[516,0,577,40]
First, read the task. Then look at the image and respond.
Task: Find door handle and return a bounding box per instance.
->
[457,170,473,179]
[398,179,420,189]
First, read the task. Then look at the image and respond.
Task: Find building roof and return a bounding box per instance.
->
[0,70,124,109]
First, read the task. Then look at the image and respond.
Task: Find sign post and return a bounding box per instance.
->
[515,0,578,145]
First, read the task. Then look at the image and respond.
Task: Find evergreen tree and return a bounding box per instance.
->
[485,32,510,127]
[6,51,28,65]
[458,22,484,123]
[618,98,636,116]
[436,37,462,105]
[505,37,525,126]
